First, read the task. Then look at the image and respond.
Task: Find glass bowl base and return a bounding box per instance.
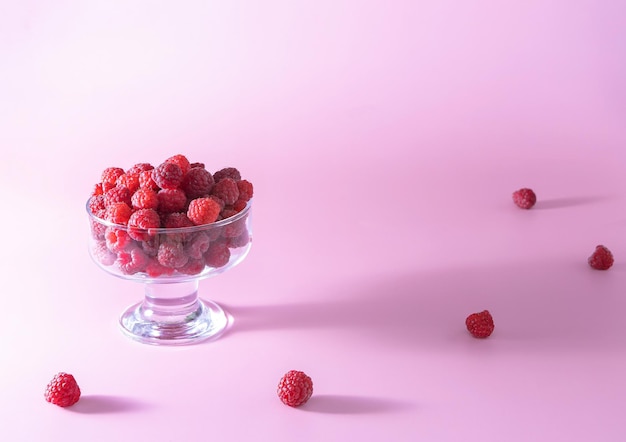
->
[119,298,230,346]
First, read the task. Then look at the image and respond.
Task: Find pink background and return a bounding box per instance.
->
[1,1,626,440]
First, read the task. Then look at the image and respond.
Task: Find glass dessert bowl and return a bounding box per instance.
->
[86,200,252,345]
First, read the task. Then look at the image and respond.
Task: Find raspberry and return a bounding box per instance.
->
[104,202,132,225]
[512,188,536,209]
[139,170,159,190]
[92,240,116,266]
[115,173,140,193]
[187,197,221,225]
[236,179,254,202]
[157,188,187,214]
[165,154,191,176]
[145,258,175,277]
[105,227,133,253]
[227,230,250,249]
[88,195,105,214]
[185,232,211,259]
[213,167,241,182]
[157,241,189,268]
[277,370,313,407]
[101,167,125,191]
[204,241,230,267]
[104,186,132,208]
[465,310,495,338]
[179,258,206,275]
[92,183,103,196]
[211,178,240,205]
[232,199,248,212]
[131,187,159,210]
[116,246,149,275]
[181,167,214,199]
[90,210,107,239]
[128,208,161,241]
[163,212,194,229]
[190,162,205,169]
[126,162,154,175]
[152,162,183,190]
[44,373,81,407]
[588,245,614,270]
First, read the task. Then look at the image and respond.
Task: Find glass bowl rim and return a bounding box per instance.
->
[86,197,252,234]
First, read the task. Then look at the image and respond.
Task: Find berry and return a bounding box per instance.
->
[236,179,254,202]
[116,246,149,274]
[101,167,125,191]
[92,183,103,196]
[152,162,183,190]
[588,245,614,270]
[277,370,313,407]
[465,310,495,338]
[157,241,189,268]
[105,227,132,253]
[88,195,105,214]
[104,202,132,225]
[157,188,187,214]
[211,178,240,205]
[213,167,241,182]
[185,232,211,259]
[128,208,161,241]
[126,162,154,175]
[179,258,206,275]
[165,154,191,176]
[512,188,536,209]
[104,186,132,208]
[181,167,214,199]
[227,230,250,248]
[187,197,221,225]
[92,240,116,266]
[44,372,81,407]
[204,241,230,267]
[131,187,159,210]
[116,173,140,193]
[139,170,159,190]
[145,259,175,277]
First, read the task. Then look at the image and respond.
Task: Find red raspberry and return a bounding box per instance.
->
[157,241,189,268]
[126,162,154,175]
[44,372,81,407]
[227,230,250,249]
[232,199,248,212]
[116,173,140,193]
[165,154,191,176]
[116,246,149,275]
[512,188,536,209]
[105,202,132,225]
[588,245,614,270]
[92,183,103,196]
[157,188,187,214]
[92,240,116,266]
[152,162,183,190]
[184,232,211,259]
[187,197,221,225]
[204,241,230,267]
[277,370,313,407]
[131,187,159,210]
[145,258,175,277]
[190,162,205,169]
[465,310,495,338]
[236,179,253,202]
[90,210,107,239]
[213,167,241,182]
[179,258,206,275]
[139,170,159,190]
[181,167,214,199]
[88,195,105,214]
[128,208,161,241]
[105,227,133,253]
[104,186,132,208]
[101,167,125,191]
[211,178,240,205]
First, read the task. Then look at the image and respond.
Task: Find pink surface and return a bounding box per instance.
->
[2,1,626,440]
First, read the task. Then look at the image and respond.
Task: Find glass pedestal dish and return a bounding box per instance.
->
[86,201,252,345]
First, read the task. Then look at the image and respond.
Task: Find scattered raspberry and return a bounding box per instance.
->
[465,310,495,338]
[104,186,132,208]
[187,197,221,225]
[277,370,313,407]
[204,241,230,267]
[165,154,191,176]
[128,208,161,241]
[157,188,187,214]
[211,178,240,205]
[588,245,614,270]
[213,167,241,182]
[236,179,254,202]
[101,167,125,191]
[152,162,183,190]
[44,373,81,407]
[157,241,189,269]
[512,188,536,209]
[104,202,133,225]
[181,167,214,199]
[131,187,159,210]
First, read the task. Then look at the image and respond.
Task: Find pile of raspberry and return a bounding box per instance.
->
[88,154,253,277]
